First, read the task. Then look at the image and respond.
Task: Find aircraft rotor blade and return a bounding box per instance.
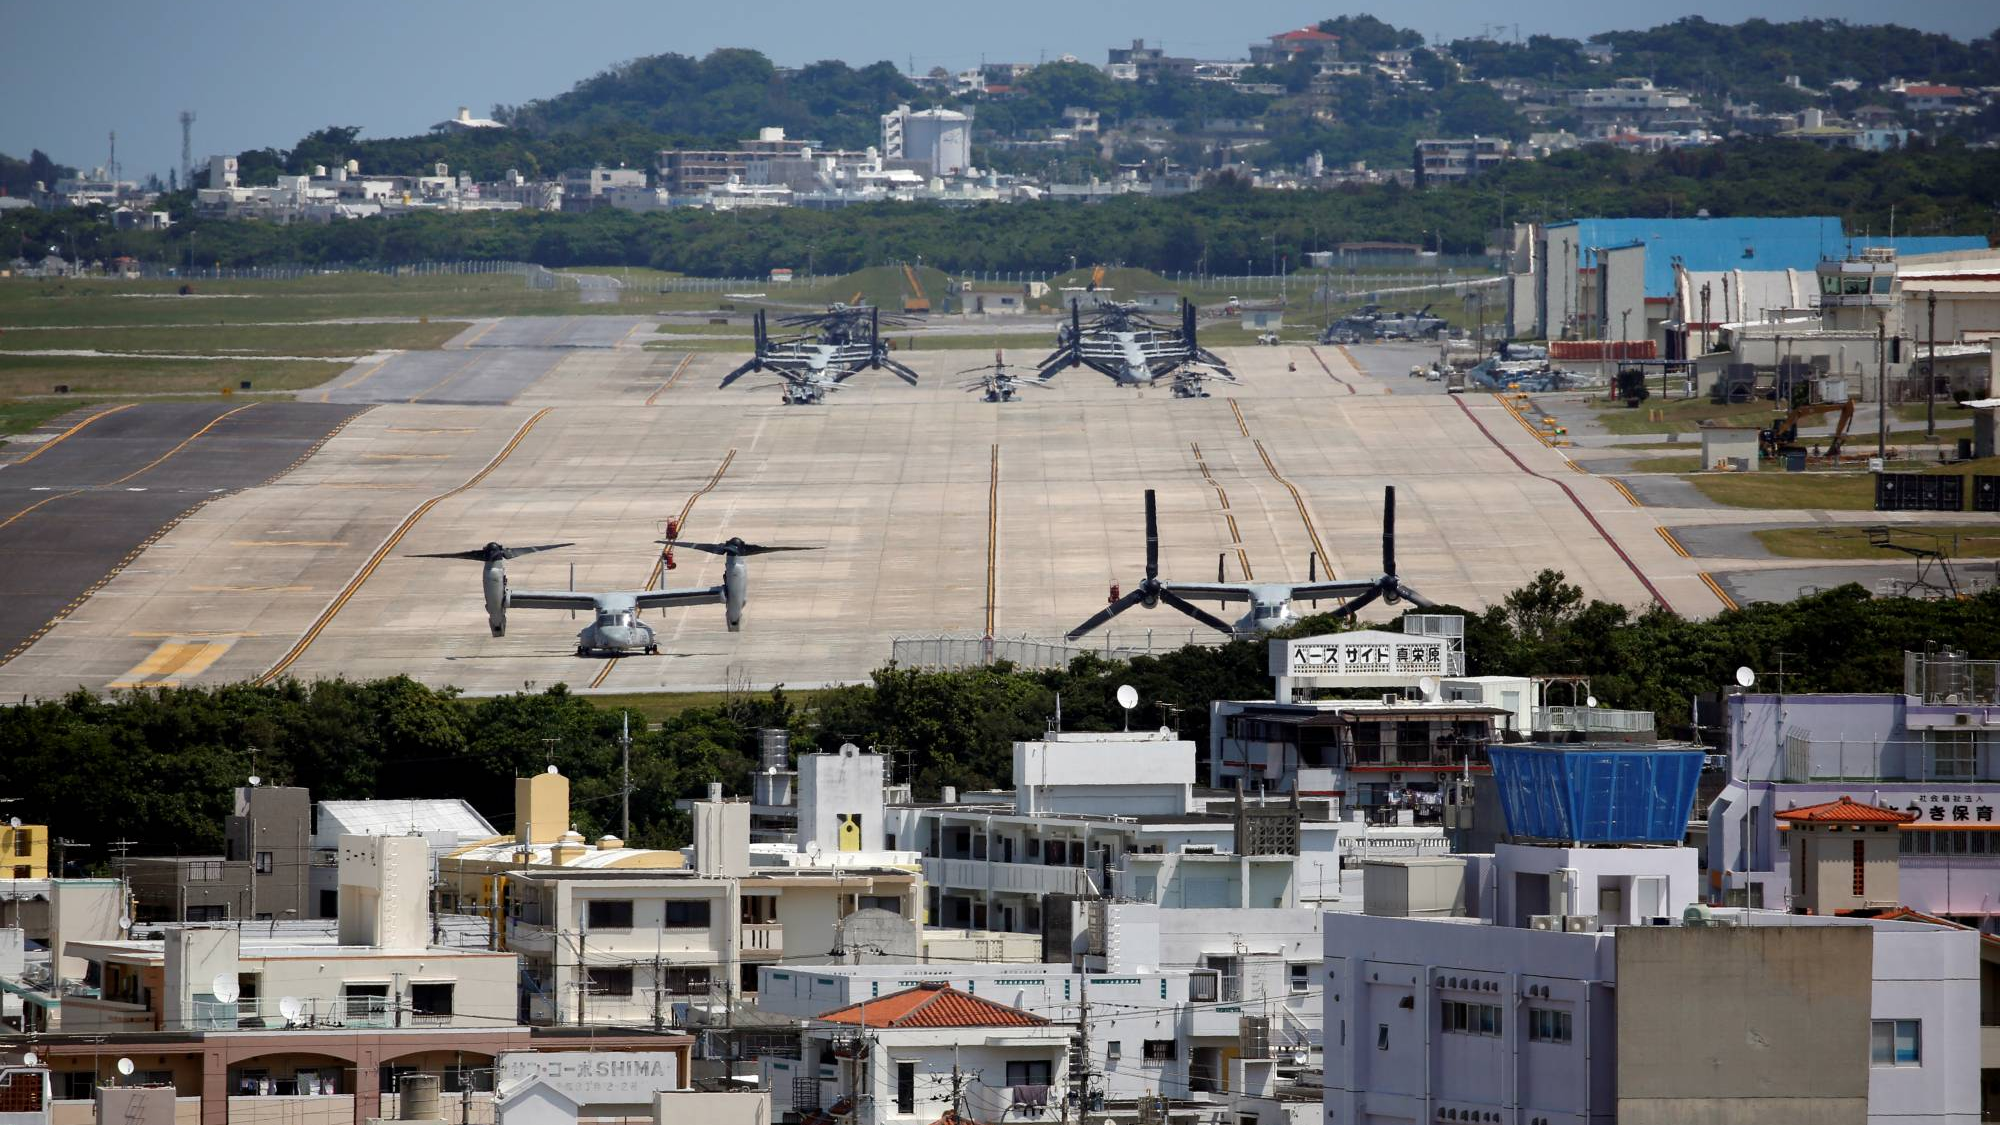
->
[1327,584,1385,618]
[720,358,761,387]
[407,541,572,562]
[1065,587,1148,641]
[1144,490,1159,581]
[880,356,921,385]
[1157,588,1239,635]
[406,549,492,561]
[1382,485,1397,577]
[500,542,575,560]
[1393,584,1434,608]
[666,538,820,557]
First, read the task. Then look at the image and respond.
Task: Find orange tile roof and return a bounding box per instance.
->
[1774,795,1917,824]
[815,982,1049,1029]
[1275,27,1339,41]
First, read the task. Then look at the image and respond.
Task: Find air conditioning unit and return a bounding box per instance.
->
[1381,693,1400,705]
[1562,915,1597,933]
[1180,843,1217,855]
[1529,915,1561,932]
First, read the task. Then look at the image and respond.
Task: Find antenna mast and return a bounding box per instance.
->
[179,111,195,189]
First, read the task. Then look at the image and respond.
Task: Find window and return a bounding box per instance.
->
[1441,1000,1502,1037]
[187,861,222,882]
[1142,1039,1177,1062]
[1528,1007,1572,1043]
[861,895,901,913]
[586,899,634,930]
[1930,732,1975,780]
[186,904,227,922]
[410,982,454,1018]
[254,851,272,875]
[586,968,634,997]
[318,889,338,918]
[1853,839,1867,897]
[663,900,711,928]
[1190,972,1218,1003]
[1290,964,1312,994]
[60,1072,96,1100]
[1026,837,1041,859]
[12,829,29,856]
[896,1063,916,1114]
[1872,1019,1920,1066]
[741,896,777,924]
[11,867,27,880]
[1005,1061,1052,1087]
[343,983,389,1022]
[1377,1024,1390,1051]
[659,967,708,994]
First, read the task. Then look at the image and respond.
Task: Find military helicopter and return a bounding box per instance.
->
[722,304,919,404]
[1065,487,1434,639]
[958,350,1054,402]
[1037,298,1235,388]
[410,534,816,656]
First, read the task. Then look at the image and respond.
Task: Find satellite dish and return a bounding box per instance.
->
[6,816,18,829]
[278,996,303,1021]
[117,914,132,932]
[116,1058,134,1077]
[839,742,860,755]
[21,1051,36,1067]
[211,973,239,1004]
[247,776,261,787]
[1116,685,1139,710]
[545,764,559,775]
[1418,675,1438,700]
[1586,696,1598,709]
[1735,666,1755,688]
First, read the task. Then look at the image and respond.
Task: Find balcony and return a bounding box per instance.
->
[922,857,1097,896]
[741,923,783,956]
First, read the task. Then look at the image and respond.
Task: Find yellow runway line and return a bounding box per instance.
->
[322,357,388,403]
[107,403,258,487]
[646,353,696,405]
[1227,398,1250,438]
[452,320,501,350]
[190,585,313,593]
[9,403,137,464]
[0,490,82,533]
[409,354,483,403]
[1700,572,1740,612]
[1610,478,1644,506]
[592,447,739,690]
[1190,442,1253,581]
[108,640,232,689]
[1252,439,1332,578]
[257,408,553,684]
[1655,526,1691,558]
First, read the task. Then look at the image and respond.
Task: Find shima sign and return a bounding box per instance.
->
[1271,630,1450,686]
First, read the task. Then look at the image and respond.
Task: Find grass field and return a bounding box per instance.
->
[1623,455,1705,473]
[1894,402,1975,425]
[1688,471,1875,509]
[0,354,351,401]
[1754,525,2000,560]
[1592,397,1782,435]
[0,320,465,357]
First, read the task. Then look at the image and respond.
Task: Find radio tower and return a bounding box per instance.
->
[108,130,117,182]
[179,111,195,189]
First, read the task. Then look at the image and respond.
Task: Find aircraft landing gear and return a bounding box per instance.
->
[645,645,659,655]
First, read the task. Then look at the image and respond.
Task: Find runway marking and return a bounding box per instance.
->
[256,408,553,684]
[1608,478,1643,506]
[1227,399,1249,437]
[985,443,1000,636]
[409,354,483,403]
[1336,344,1360,371]
[320,357,390,403]
[131,630,262,638]
[1190,442,1253,581]
[230,539,349,548]
[190,585,314,593]
[108,640,232,688]
[0,490,82,532]
[1656,527,1691,558]
[1252,440,1332,581]
[0,405,370,672]
[1306,347,1357,394]
[1449,394,1672,612]
[1700,572,1740,612]
[452,320,501,350]
[592,447,739,690]
[539,317,574,347]
[6,402,137,465]
[104,404,261,487]
[386,427,478,434]
[361,453,453,461]
[645,353,695,405]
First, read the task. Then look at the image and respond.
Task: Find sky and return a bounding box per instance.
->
[6,0,1996,183]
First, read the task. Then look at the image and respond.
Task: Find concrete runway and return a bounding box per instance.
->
[0,400,365,679]
[0,318,1737,698]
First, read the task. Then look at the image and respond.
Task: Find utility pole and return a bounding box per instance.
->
[1877,321,1888,460]
[1926,288,1938,441]
[1071,976,1092,1122]
[179,111,196,191]
[620,712,632,841]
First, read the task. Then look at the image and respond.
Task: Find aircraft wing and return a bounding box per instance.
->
[507,591,600,611]
[1287,581,1379,601]
[1160,582,1255,604]
[634,586,726,610]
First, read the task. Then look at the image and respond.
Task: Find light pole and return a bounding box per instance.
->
[1926,288,1938,440]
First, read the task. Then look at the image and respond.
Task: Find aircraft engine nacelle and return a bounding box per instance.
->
[483,561,508,637]
[724,553,748,632]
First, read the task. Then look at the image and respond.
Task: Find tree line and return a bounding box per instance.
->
[2,573,1994,868]
[7,140,1995,278]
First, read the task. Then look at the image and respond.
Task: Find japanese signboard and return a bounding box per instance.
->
[1272,631,1449,686]
[496,1051,680,1108]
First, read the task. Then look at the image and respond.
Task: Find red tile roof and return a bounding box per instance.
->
[1274,28,1338,42]
[1774,795,1917,824]
[1900,85,1964,97]
[815,982,1049,1029]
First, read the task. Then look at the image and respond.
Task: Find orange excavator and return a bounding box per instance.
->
[901,264,929,314]
[1761,395,1857,460]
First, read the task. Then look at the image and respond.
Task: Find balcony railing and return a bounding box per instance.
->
[741,923,783,954]
[921,857,1098,897]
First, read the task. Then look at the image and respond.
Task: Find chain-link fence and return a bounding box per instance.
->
[890,630,1228,671]
[124,259,543,282]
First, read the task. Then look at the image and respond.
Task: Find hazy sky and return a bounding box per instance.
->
[7,0,1996,182]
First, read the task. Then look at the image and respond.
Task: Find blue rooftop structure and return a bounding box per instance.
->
[1547,216,1986,297]
[1487,745,1704,844]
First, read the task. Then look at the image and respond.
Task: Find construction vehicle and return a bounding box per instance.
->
[901,264,929,315]
[1760,387,1856,460]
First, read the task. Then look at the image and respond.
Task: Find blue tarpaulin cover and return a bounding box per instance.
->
[1487,746,1704,843]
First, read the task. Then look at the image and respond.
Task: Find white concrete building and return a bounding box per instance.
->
[880,105,971,178]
